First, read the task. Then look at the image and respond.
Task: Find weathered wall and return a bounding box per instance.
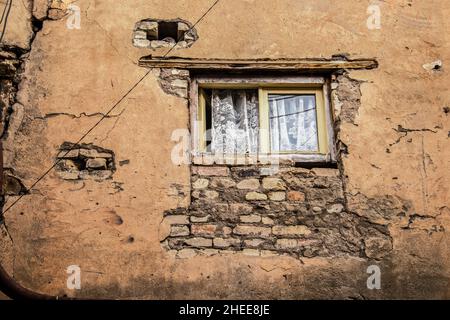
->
[0,0,449,299]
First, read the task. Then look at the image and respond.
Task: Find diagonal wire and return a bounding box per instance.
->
[0,0,10,25]
[0,0,12,43]
[1,0,221,215]
[269,107,316,119]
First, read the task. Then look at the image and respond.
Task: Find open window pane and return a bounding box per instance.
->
[208,89,259,154]
[269,94,318,152]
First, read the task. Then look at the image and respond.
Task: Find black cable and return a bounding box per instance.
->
[0,0,12,43]
[269,107,316,119]
[0,0,10,25]
[2,0,221,215]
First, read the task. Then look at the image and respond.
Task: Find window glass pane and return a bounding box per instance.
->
[269,94,318,152]
[208,89,259,154]
[204,90,212,152]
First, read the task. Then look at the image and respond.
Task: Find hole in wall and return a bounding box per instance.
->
[55,142,116,181]
[158,21,179,41]
[132,18,198,50]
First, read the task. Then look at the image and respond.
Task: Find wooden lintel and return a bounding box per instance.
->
[138,57,378,71]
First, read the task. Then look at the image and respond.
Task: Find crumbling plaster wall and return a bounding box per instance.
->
[0,0,449,299]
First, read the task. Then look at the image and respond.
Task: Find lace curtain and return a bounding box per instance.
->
[209,90,318,154]
[269,94,318,152]
[211,89,259,154]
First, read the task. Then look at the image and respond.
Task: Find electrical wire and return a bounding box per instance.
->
[0,0,222,300]
[0,0,12,43]
[2,0,221,215]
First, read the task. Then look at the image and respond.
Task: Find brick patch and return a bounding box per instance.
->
[161,165,392,260]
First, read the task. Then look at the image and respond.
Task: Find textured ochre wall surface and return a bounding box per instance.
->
[0,0,449,299]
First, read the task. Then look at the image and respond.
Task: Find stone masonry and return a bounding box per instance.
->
[55,142,116,181]
[161,165,393,260]
[132,18,198,50]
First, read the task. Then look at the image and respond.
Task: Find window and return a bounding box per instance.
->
[191,76,334,163]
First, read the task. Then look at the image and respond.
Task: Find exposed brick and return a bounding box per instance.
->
[57,149,79,158]
[133,39,151,47]
[312,168,339,177]
[245,192,268,201]
[260,167,279,176]
[171,79,188,89]
[298,239,320,247]
[287,191,305,202]
[204,190,219,199]
[272,225,311,236]
[193,166,230,176]
[58,159,78,171]
[210,178,236,188]
[230,203,253,214]
[198,249,219,256]
[232,168,259,177]
[279,167,311,175]
[233,225,271,238]
[191,224,218,236]
[86,158,107,169]
[262,178,286,190]
[275,238,298,250]
[269,192,286,201]
[164,215,189,225]
[244,239,266,247]
[236,179,260,190]
[190,215,210,223]
[170,225,190,237]
[191,190,201,199]
[213,237,241,248]
[184,237,212,247]
[162,162,386,260]
[193,178,209,189]
[327,203,344,214]
[79,149,113,158]
[222,226,232,236]
[240,214,261,223]
[262,217,275,225]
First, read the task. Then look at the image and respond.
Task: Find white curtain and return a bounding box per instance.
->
[269,95,318,152]
[211,89,259,154]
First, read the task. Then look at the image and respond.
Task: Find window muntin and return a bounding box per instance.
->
[196,83,330,158]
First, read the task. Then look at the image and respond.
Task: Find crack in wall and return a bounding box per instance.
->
[389,125,438,147]
[35,110,124,120]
